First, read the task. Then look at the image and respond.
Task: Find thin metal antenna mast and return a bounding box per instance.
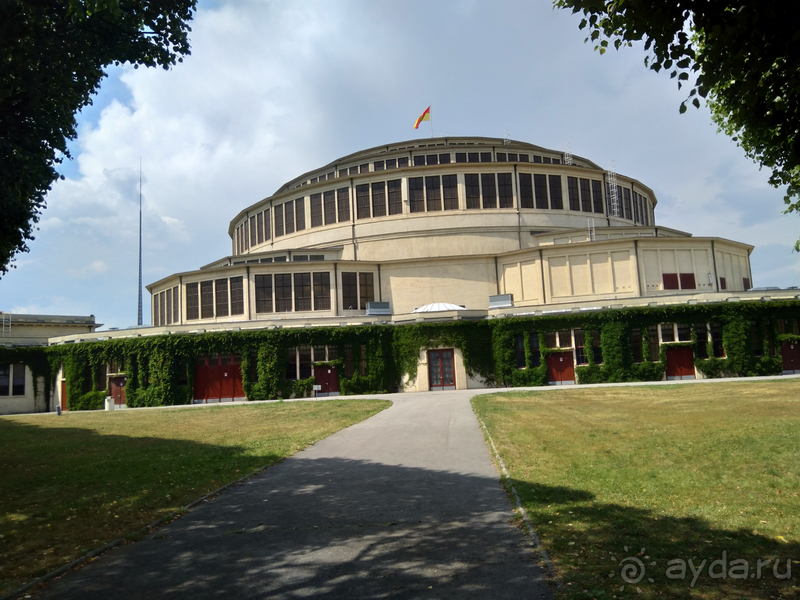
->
[137,158,143,326]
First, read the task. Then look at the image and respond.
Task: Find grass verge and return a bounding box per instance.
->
[0,399,390,596]
[472,380,799,600]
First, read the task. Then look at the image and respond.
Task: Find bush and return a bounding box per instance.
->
[69,390,107,411]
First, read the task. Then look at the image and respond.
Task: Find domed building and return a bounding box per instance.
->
[33,137,799,412]
[148,136,753,327]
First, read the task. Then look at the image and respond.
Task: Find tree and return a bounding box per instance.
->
[0,0,196,276]
[554,0,800,248]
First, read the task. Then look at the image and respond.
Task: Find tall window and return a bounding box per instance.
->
[465,174,480,209]
[275,274,292,312]
[172,287,180,323]
[165,290,172,325]
[515,334,526,368]
[323,190,336,225]
[284,200,295,234]
[313,272,331,310]
[356,184,371,219]
[519,173,533,209]
[528,334,541,367]
[579,179,592,212]
[426,176,441,211]
[295,198,305,231]
[342,272,358,309]
[443,175,458,210]
[567,177,580,211]
[592,180,604,214]
[632,328,643,362]
[549,175,563,209]
[215,279,229,317]
[388,179,402,215]
[372,182,387,217]
[311,193,323,227]
[264,208,271,239]
[695,323,709,358]
[255,274,273,313]
[623,188,632,220]
[337,187,350,222]
[200,281,214,319]
[498,173,513,208]
[294,273,312,311]
[409,177,424,212]
[257,212,264,244]
[647,325,660,361]
[359,272,375,309]
[230,277,244,315]
[711,323,724,357]
[534,174,548,209]
[250,215,257,247]
[481,173,497,208]
[274,205,284,237]
[186,283,199,320]
[574,329,588,364]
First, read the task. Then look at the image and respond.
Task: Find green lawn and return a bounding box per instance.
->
[0,399,390,596]
[472,380,800,600]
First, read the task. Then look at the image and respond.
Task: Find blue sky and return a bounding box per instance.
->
[1,0,798,329]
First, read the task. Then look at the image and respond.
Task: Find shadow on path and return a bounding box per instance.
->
[36,457,552,600]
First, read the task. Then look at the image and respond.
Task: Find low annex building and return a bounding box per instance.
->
[0,313,98,415]
[6,137,800,413]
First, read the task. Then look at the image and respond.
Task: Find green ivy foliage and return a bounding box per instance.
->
[4,300,799,409]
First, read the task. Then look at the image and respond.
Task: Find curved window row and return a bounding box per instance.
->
[293,148,564,190]
[234,171,653,254]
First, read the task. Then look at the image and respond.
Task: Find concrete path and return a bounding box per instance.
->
[36,391,553,599]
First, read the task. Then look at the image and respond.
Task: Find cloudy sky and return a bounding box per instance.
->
[1,0,798,330]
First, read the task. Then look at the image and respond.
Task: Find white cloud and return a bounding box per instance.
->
[1,0,797,328]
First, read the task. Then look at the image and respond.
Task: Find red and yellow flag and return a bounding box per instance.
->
[413,106,431,129]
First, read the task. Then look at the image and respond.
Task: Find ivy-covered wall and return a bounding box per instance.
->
[4,300,799,410]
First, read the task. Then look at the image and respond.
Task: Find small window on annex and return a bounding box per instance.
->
[0,364,26,396]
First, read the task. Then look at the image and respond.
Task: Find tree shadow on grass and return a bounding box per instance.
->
[512,480,799,599]
[0,419,284,597]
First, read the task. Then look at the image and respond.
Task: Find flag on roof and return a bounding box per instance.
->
[413,106,431,129]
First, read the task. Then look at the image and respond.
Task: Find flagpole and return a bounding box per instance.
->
[429,106,433,138]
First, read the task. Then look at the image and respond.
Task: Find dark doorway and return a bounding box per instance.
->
[665,346,695,379]
[546,351,575,385]
[313,364,340,396]
[194,354,245,403]
[781,342,800,374]
[61,380,68,412]
[428,349,456,391]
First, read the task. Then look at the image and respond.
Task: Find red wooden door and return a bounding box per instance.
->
[109,376,127,405]
[665,346,695,379]
[781,342,800,373]
[313,365,340,395]
[194,354,244,402]
[61,380,68,411]
[546,351,575,385]
[428,349,456,391]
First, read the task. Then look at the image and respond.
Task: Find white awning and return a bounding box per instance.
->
[412,302,467,313]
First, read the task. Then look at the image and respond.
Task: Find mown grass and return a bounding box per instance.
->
[0,399,390,596]
[473,379,800,600]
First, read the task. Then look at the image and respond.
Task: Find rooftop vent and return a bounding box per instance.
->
[366,302,391,316]
[488,294,513,309]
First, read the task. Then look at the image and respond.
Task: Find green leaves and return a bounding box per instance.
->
[553,0,800,243]
[0,0,197,276]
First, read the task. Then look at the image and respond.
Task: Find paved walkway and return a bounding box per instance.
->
[37,390,553,599]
